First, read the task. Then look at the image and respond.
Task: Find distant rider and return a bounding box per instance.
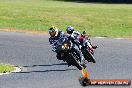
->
[81,31,98,50]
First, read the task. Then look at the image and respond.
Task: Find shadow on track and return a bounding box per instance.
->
[14,63,76,73]
[22,63,68,67]
[15,69,76,73]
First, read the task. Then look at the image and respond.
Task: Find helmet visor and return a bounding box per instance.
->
[49,31,56,37]
[48,29,55,33]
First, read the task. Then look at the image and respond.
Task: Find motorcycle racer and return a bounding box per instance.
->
[48,26,86,67]
[65,26,86,66]
[65,26,97,63]
[48,26,65,60]
[81,31,98,50]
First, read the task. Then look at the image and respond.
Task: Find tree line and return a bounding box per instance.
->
[60,0,132,3]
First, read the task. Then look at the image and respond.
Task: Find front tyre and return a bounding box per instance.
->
[70,53,83,70]
[85,50,96,63]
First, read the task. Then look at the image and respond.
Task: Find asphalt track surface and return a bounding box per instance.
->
[0,32,131,88]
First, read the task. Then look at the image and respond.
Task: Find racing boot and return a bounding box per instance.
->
[92,46,98,49]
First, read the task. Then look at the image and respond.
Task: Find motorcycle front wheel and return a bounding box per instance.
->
[69,53,83,70]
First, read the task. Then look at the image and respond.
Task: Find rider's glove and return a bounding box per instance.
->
[79,45,82,50]
[52,49,56,52]
[52,46,56,52]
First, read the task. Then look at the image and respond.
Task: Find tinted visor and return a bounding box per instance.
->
[49,31,56,37]
[48,29,55,33]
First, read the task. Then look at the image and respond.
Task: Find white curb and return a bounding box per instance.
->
[0,66,22,76]
[94,37,131,40]
[95,37,105,39]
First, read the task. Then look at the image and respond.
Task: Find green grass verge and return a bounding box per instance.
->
[0,0,132,37]
[0,64,15,73]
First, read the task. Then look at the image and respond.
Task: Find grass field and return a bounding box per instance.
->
[0,0,132,37]
[0,64,14,73]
